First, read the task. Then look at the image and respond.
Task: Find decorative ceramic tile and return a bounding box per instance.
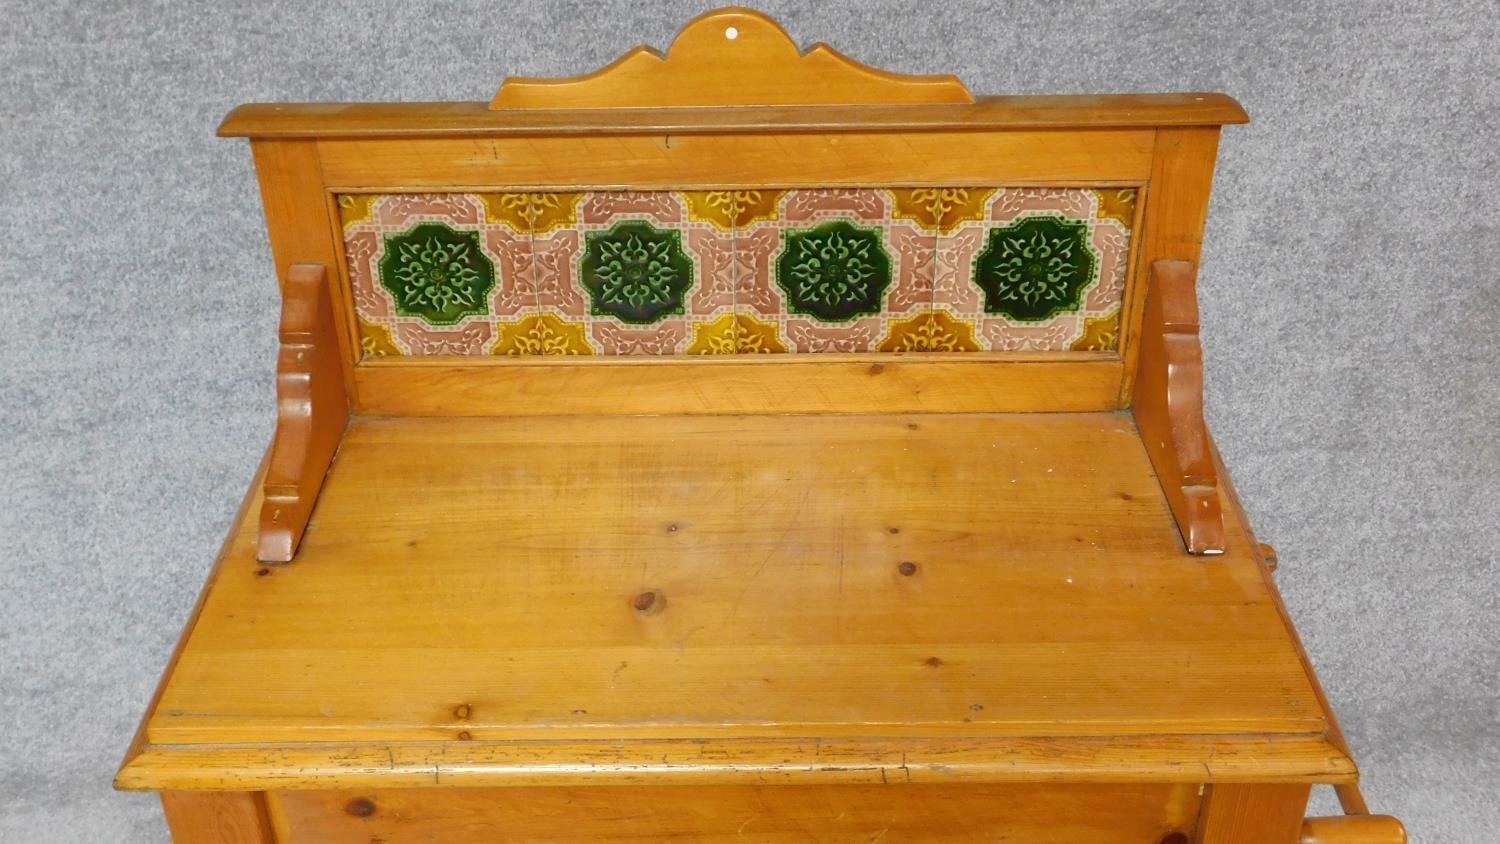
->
[934,188,1135,351]
[379,223,494,326]
[736,189,933,353]
[338,188,1134,358]
[566,191,727,355]
[491,313,594,356]
[876,310,983,353]
[891,187,997,233]
[342,193,518,357]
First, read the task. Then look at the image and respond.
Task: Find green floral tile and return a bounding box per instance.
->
[378,222,495,326]
[973,214,1097,322]
[931,189,1131,350]
[775,220,892,322]
[579,219,695,325]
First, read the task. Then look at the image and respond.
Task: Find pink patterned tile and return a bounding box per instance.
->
[529,228,588,318]
[394,320,494,356]
[784,317,884,353]
[483,227,538,319]
[885,220,937,315]
[780,188,889,223]
[982,316,1084,352]
[375,193,485,228]
[686,227,737,318]
[345,230,392,322]
[732,227,785,317]
[590,322,691,356]
[579,191,686,225]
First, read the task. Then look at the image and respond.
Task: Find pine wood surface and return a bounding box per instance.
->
[1195,783,1311,844]
[119,412,1351,791]
[490,7,974,110]
[1117,126,1223,404]
[313,129,1156,190]
[350,357,1126,417]
[218,95,1248,139]
[1299,815,1409,844]
[160,791,274,844]
[119,733,1354,792]
[266,782,1201,843]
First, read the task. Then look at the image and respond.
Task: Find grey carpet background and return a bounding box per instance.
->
[1,0,1495,840]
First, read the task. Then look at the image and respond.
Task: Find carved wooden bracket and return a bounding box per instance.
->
[491,7,973,110]
[258,264,349,563]
[1132,260,1225,555]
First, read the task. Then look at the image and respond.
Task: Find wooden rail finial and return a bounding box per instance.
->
[258,264,349,563]
[490,7,974,110]
[1301,815,1408,844]
[1132,259,1225,555]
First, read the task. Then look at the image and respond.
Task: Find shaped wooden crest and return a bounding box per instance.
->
[491,7,973,109]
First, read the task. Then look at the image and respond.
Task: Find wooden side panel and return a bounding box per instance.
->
[161,791,273,844]
[250,140,359,387]
[352,357,1124,415]
[1195,784,1310,844]
[1133,260,1225,554]
[258,265,349,562]
[1120,127,1221,401]
[271,783,1200,843]
[1211,435,1373,815]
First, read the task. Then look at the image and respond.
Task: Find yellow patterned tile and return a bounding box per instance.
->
[337,194,377,229]
[686,313,788,354]
[891,188,995,232]
[685,313,738,355]
[876,310,982,353]
[357,317,403,358]
[732,313,789,354]
[1093,188,1138,231]
[1070,309,1121,352]
[479,192,583,234]
[490,313,595,356]
[683,190,784,230]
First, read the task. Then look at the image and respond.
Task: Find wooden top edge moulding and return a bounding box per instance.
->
[217,7,1249,138]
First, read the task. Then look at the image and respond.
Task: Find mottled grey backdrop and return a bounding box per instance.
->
[2,0,1495,840]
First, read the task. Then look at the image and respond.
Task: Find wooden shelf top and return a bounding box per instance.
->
[217,93,1249,139]
[121,412,1346,790]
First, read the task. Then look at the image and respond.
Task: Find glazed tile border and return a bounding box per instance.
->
[338,188,1136,357]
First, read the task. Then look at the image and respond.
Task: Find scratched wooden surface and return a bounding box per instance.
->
[123,412,1341,790]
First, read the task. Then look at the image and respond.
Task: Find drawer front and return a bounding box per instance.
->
[269,782,1199,843]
